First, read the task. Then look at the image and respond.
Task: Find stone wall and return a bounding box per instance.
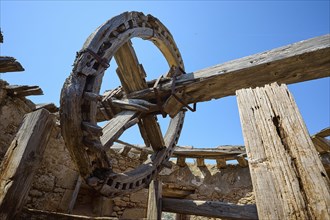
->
[0,80,35,161]
[0,79,254,219]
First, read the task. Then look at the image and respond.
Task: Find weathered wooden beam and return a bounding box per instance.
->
[162,198,258,220]
[115,41,165,152]
[128,34,330,106]
[176,213,190,220]
[176,156,186,167]
[5,85,43,97]
[20,208,117,219]
[236,83,330,220]
[67,175,83,214]
[100,110,138,149]
[147,179,162,220]
[196,158,205,167]
[313,127,330,138]
[311,127,330,153]
[0,109,54,220]
[0,56,24,73]
[312,136,330,153]
[216,159,227,169]
[35,103,59,113]
[173,146,245,158]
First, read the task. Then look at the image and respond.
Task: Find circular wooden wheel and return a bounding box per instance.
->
[60,12,185,197]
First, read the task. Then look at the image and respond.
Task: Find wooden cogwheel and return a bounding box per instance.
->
[60,11,185,197]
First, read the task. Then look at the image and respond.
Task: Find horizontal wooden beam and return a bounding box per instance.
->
[5,85,43,97]
[173,146,245,158]
[162,198,258,220]
[0,56,24,73]
[128,34,330,105]
[20,208,116,220]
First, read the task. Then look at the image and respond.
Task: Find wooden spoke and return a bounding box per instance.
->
[140,115,165,152]
[100,110,138,149]
[114,40,147,93]
[114,40,165,152]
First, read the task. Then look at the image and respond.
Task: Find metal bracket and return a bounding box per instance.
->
[79,48,110,69]
[171,69,197,113]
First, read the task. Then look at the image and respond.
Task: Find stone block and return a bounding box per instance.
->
[121,208,145,219]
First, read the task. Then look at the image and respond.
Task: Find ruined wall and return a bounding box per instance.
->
[0,79,254,219]
[0,80,35,161]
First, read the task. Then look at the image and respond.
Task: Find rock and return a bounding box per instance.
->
[130,189,148,204]
[29,189,43,197]
[121,208,145,219]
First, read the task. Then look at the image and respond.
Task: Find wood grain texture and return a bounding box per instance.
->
[147,180,162,220]
[162,198,258,220]
[100,110,137,149]
[0,56,24,73]
[20,208,117,220]
[236,83,330,220]
[128,34,330,105]
[0,109,54,219]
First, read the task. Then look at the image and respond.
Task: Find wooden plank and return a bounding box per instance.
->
[0,109,54,220]
[162,198,258,220]
[5,85,43,97]
[312,136,330,153]
[173,146,245,158]
[35,103,59,113]
[162,188,195,199]
[0,56,24,73]
[140,115,165,152]
[115,41,165,152]
[68,175,82,213]
[236,83,330,220]
[147,179,162,220]
[100,110,137,149]
[313,127,330,138]
[20,208,117,219]
[176,213,190,220]
[128,34,330,105]
[177,156,186,167]
[114,41,147,93]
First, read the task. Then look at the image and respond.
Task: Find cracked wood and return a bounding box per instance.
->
[0,109,54,219]
[236,83,330,220]
[128,34,330,105]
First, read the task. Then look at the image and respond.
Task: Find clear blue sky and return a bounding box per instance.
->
[1,1,329,148]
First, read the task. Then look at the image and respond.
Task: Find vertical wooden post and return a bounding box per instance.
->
[147,179,162,220]
[0,109,54,219]
[236,83,330,220]
[67,175,82,213]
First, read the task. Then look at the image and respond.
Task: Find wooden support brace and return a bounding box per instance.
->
[177,156,186,167]
[162,198,258,220]
[196,158,205,167]
[0,109,54,219]
[147,179,162,220]
[236,83,330,220]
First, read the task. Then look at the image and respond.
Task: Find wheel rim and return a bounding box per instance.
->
[60,11,185,197]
